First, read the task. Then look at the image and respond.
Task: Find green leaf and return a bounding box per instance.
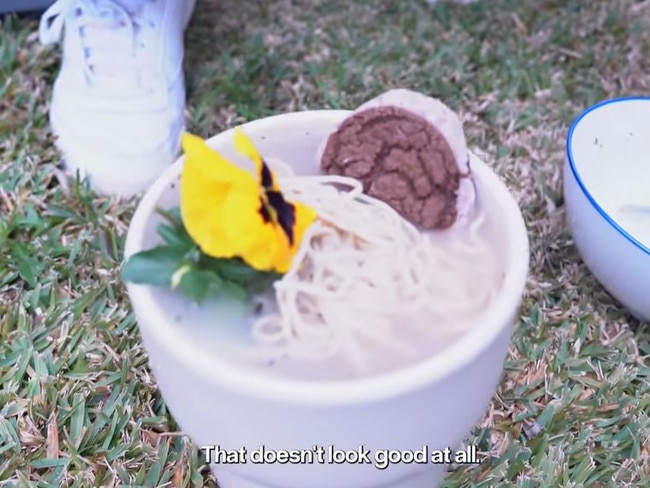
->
[121,246,187,287]
[9,241,40,287]
[245,274,277,296]
[178,268,224,303]
[221,281,249,301]
[157,207,187,235]
[155,206,196,249]
[29,458,68,470]
[122,206,279,302]
[15,204,44,229]
[201,255,259,281]
[157,206,182,224]
[156,222,195,250]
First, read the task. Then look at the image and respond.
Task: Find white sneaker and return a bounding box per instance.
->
[39,0,196,197]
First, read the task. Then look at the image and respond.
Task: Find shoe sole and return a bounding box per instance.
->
[51,105,184,198]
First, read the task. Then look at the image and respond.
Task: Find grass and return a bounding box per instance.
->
[1,0,650,486]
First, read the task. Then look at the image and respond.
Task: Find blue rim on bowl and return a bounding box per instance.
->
[566,96,650,257]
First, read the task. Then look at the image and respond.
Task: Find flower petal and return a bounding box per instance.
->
[180,132,259,258]
[179,131,319,274]
[181,132,259,189]
[233,128,280,191]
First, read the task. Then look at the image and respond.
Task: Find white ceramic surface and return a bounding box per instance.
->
[565,97,650,322]
[124,110,530,488]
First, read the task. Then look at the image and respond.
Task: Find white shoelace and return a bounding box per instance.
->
[39,0,154,92]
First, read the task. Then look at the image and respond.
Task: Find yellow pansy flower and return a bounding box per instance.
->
[180,129,317,274]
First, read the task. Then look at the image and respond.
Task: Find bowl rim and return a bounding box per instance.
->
[124,109,530,406]
[566,96,650,256]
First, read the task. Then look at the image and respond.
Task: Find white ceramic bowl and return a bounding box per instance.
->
[565,97,650,322]
[124,110,529,488]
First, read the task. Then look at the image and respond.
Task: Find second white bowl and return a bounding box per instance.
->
[565,97,650,321]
